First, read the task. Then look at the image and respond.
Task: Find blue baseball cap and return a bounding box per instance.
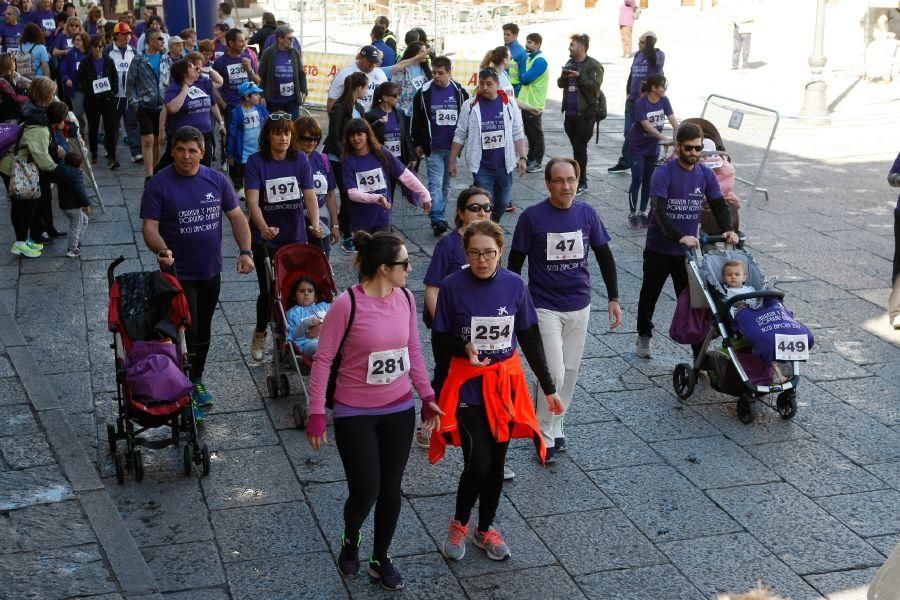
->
[238,81,263,98]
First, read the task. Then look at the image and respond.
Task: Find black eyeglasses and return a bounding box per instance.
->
[268,113,292,121]
[464,203,493,213]
[466,249,499,261]
[299,135,321,143]
[680,144,704,152]
[386,258,410,269]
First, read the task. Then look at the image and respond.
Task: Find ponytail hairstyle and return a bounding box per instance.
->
[480,45,509,70]
[353,230,406,281]
[338,71,368,116]
[640,74,667,95]
[641,32,658,66]
[401,41,432,80]
[454,186,491,229]
[372,81,400,107]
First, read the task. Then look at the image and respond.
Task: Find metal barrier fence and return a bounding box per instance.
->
[700,95,779,206]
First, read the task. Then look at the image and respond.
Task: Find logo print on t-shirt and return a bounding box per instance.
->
[497,306,508,316]
[202,192,218,204]
[693,187,702,194]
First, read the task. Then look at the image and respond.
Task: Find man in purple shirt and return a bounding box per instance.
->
[889,152,900,329]
[140,126,255,417]
[635,122,737,358]
[557,34,603,196]
[509,157,622,462]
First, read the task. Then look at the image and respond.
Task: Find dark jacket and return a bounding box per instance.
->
[0,77,28,122]
[364,106,413,165]
[410,79,469,156]
[557,55,604,119]
[77,55,119,105]
[258,44,307,104]
[322,100,364,158]
[248,24,276,48]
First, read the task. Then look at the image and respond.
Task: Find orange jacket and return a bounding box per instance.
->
[429,351,547,465]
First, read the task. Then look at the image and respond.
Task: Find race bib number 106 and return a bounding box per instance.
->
[775,334,809,361]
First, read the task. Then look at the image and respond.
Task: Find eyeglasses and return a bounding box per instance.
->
[464,203,493,213]
[299,135,321,143]
[154,36,165,41]
[268,113,293,121]
[466,249,499,261]
[386,258,411,269]
[680,144,704,152]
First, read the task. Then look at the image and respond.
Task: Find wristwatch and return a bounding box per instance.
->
[239,249,252,257]
[518,156,527,162]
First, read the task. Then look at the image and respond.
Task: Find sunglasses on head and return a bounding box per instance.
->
[268,113,292,121]
[680,144,704,152]
[464,203,493,213]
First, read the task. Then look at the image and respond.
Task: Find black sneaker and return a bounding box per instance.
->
[544,447,557,464]
[575,183,588,196]
[554,437,566,452]
[35,233,54,244]
[607,162,630,173]
[49,230,68,239]
[368,556,403,590]
[525,161,542,173]
[338,531,361,576]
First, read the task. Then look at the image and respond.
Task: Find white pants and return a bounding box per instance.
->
[533,305,591,447]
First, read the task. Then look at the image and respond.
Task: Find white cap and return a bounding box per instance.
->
[700,138,718,155]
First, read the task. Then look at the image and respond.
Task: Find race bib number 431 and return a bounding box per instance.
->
[355,168,385,193]
[471,315,514,351]
[775,334,809,361]
[366,347,410,385]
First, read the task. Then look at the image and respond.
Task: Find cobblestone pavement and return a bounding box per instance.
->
[1,99,898,599]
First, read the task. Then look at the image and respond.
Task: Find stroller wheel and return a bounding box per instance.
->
[737,395,755,424]
[200,444,211,476]
[278,373,290,397]
[672,363,696,400]
[183,444,193,477]
[266,375,279,398]
[292,403,308,430]
[133,450,144,482]
[106,423,118,456]
[776,391,797,420]
[114,450,125,485]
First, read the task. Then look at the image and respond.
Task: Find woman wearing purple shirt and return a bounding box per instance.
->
[51,16,81,58]
[888,152,900,329]
[60,30,87,131]
[30,0,53,45]
[341,118,430,234]
[293,115,339,257]
[626,74,678,229]
[245,114,322,362]
[77,34,117,167]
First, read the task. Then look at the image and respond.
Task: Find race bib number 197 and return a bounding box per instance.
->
[775,334,809,361]
[366,347,410,385]
[265,176,301,203]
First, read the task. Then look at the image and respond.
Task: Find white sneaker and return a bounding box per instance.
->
[250,330,267,361]
[635,335,652,358]
[10,241,40,258]
[503,464,515,480]
[892,314,900,330]
[415,428,431,449]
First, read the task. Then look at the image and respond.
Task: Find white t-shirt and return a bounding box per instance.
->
[327,64,388,113]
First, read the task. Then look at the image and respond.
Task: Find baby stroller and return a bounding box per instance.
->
[264,242,338,430]
[106,256,211,483]
[671,237,808,424]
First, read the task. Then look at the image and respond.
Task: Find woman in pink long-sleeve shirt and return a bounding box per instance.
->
[306,230,441,591]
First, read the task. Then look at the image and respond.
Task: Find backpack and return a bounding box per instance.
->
[0,122,23,156]
[15,45,37,80]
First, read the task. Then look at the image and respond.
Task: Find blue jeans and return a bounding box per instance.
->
[268,98,299,119]
[618,98,636,167]
[628,152,655,212]
[426,150,451,225]
[473,165,512,223]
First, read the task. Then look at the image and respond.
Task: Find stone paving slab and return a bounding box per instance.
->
[651,435,780,490]
[575,564,705,600]
[815,490,900,539]
[141,541,227,593]
[563,421,663,472]
[597,389,720,443]
[0,464,74,511]
[804,568,880,600]
[224,552,348,599]
[0,543,119,599]
[464,565,587,599]
[210,500,327,563]
[6,499,96,552]
[200,445,304,511]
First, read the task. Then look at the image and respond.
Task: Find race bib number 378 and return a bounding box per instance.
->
[775,334,809,361]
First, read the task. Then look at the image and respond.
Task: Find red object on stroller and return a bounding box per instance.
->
[105,256,211,484]
[263,242,338,430]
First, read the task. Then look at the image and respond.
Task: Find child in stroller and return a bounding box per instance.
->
[286,274,332,359]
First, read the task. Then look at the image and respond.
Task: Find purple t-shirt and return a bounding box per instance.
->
[627,95,673,157]
[428,82,457,151]
[424,230,466,287]
[892,152,900,208]
[564,60,583,118]
[213,52,249,107]
[271,50,294,102]
[478,96,505,171]
[244,152,315,248]
[628,50,665,100]
[383,110,402,158]
[341,151,407,232]
[307,150,336,214]
[432,267,538,405]
[164,77,214,134]
[31,10,55,40]
[0,22,24,51]
[90,57,105,82]
[54,32,74,51]
[511,198,611,311]
[646,160,722,256]
[60,48,87,92]
[139,165,240,281]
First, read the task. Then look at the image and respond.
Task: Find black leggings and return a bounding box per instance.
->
[180,275,221,381]
[334,406,415,562]
[564,115,595,186]
[84,100,118,161]
[636,247,688,338]
[330,159,351,239]
[455,404,509,531]
[1,173,36,242]
[252,243,271,333]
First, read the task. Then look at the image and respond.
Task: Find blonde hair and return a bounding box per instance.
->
[28,77,58,106]
[722,259,745,276]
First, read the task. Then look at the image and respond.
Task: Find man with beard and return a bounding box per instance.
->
[635,122,737,358]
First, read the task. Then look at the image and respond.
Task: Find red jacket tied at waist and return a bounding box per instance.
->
[429,351,546,465]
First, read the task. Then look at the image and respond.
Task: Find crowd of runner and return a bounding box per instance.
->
[0,3,746,591]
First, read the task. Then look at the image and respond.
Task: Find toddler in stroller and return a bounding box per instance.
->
[286,275,332,359]
[670,240,813,424]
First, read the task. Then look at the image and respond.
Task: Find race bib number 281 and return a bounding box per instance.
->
[775,334,809,361]
[366,347,410,385]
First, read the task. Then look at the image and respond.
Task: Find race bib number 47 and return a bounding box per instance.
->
[775,334,809,361]
[366,347,410,385]
[546,231,584,261]
[355,168,385,193]
[471,315,514,351]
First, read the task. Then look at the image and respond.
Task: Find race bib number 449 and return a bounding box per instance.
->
[471,315,514,351]
[775,334,809,361]
[366,347,410,385]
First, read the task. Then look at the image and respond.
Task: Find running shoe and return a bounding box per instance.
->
[132,154,143,163]
[607,161,630,173]
[108,160,120,170]
[35,233,54,245]
[49,230,67,238]
[441,519,469,560]
[340,237,355,253]
[543,447,557,464]
[554,437,566,452]
[503,464,516,480]
[338,531,361,575]
[26,239,43,251]
[10,241,40,258]
[250,330,267,362]
[473,526,511,561]
[639,212,649,228]
[192,381,214,407]
[414,427,431,449]
[627,214,640,230]
[635,335,652,358]
[191,398,205,423]
[66,248,80,258]
[575,183,588,196]
[525,160,543,173]
[368,556,403,590]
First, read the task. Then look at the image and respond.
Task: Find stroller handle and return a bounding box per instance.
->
[724,289,785,310]
[107,255,126,288]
